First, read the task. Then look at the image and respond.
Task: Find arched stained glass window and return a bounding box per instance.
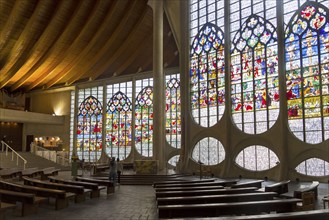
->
[285,2,329,144]
[166,74,181,149]
[77,88,103,162]
[135,81,153,157]
[190,23,225,127]
[296,157,329,176]
[231,13,279,134]
[106,83,133,160]
[192,137,225,165]
[235,145,279,171]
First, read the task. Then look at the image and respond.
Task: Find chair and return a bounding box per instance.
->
[295,191,315,211]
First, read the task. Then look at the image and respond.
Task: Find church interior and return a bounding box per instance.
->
[1,0,329,219]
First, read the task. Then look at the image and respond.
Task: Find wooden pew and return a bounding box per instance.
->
[155,185,224,192]
[231,180,264,189]
[0,168,22,180]
[294,181,319,199]
[154,178,216,188]
[265,180,290,194]
[157,191,278,206]
[0,189,47,216]
[0,202,17,220]
[93,164,109,174]
[40,167,61,180]
[162,209,329,220]
[48,176,106,198]
[22,167,43,179]
[158,198,302,218]
[156,187,258,198]
[0,180,74,210]
[23,177,90,203]
[75,176,115,194]
[154,180,237,189]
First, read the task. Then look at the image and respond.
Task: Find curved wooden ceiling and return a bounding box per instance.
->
[0,0,179,92]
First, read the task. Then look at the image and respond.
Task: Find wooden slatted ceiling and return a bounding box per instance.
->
[0,0,179,92]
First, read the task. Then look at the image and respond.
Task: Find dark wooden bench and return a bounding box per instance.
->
[154,178,216,188]
[0,168,22,180]
[21,167,43,179]
[75,176,115,194]
[0,179,75,210]
[93,164,109,174]
[155,179,237,188]
[156,187,258,198]
[0,189,48,216]
[162,209,329,220]
[48,176,106,198]
[155,185,224,192]
[157,191,278,206]
[0,202,17,220]
[158,198,302,218]
[265,180,290,194]
[294,181,319,199]
[40,167,61,180]
[231,180,264,189]
[23,177,90,203]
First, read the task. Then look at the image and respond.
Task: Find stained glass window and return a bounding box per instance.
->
[135,79,153,157]
[192,137,225,165]
[230,1,279,134]
[76,86,103,162]
[168,155,180,167]
[235,145,279,171]
[106,82,133,160]
[295,157,329,176]
[69,90,75,159]
[190,0,225,127]
[166,74,181,148]
[285,2,329,143]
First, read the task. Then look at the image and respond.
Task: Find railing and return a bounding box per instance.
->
[30,143,70,167]
[1,141,27,170]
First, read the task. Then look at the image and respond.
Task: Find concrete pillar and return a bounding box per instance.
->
[148,0,165,171]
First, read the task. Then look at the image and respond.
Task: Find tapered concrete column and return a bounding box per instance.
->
[148,0,165,171]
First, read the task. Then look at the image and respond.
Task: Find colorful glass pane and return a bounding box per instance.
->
[235,145,279,171]
[285,2,329,144]
[135,86,153,157]
[166,74,181,149]
[77,93,103,162]
[106,90,132,160]
[190,23,225,127]
[231,14,279,134]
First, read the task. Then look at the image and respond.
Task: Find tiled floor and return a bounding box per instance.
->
[3,171,329,220]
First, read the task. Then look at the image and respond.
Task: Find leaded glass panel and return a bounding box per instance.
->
[235,145,279,171]
[166,74,181,149]
[135,79,153,157]
[77,86,103,162]
[190,0,225,128]
[285,2,329,144]
[192,137,225,165]
[296,158,329,176]
[106,82,133,160]
[231,2,279,134]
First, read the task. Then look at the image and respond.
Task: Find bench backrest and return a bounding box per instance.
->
[0,179,66,199]
[0,189,35,204]
[23,177,84,194]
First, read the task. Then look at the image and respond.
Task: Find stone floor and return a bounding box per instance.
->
[3,171,329,220]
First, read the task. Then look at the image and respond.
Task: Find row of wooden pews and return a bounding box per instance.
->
[0,167,60,181]
[0,174,115,219]
[153,178,306,219]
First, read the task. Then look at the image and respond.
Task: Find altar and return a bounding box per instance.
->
[134,160,158,174]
